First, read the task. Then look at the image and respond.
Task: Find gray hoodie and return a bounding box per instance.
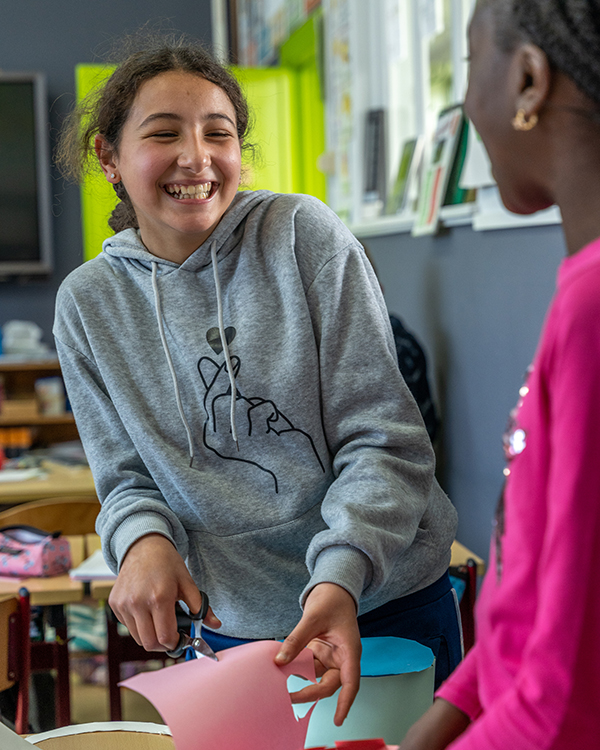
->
[54,190,457,639]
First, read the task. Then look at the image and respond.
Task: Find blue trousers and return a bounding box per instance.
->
[199,572,462,690]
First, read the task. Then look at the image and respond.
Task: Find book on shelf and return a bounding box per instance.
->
[385,135,425,216]
[412,104,465,237]
[363,108,387,216]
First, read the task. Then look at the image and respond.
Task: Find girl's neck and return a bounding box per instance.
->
[554,152,600,257]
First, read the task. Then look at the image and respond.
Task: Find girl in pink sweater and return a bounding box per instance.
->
[400,1,600,748]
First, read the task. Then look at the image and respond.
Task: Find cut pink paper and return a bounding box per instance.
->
[120,640,316,750]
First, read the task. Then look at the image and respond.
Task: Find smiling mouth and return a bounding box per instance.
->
[164,182,215,200]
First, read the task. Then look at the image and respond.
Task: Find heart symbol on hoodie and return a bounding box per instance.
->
[206,326,236,355]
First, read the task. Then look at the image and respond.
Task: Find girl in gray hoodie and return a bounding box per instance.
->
[54,36,459,722]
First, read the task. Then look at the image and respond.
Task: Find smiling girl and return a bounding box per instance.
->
[54,37,459,723]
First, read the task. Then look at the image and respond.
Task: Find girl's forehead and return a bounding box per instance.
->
[131,71,236,119]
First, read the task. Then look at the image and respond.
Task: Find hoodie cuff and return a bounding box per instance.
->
[109,512,183,572]
[301,545,372,609]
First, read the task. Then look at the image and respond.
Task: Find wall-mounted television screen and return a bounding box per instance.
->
[0,72,53,276]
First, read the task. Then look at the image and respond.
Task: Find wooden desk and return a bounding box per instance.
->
[0,536,85,606]
[88,538,487,601]
[0,537,88,728]
[0,461,96,505]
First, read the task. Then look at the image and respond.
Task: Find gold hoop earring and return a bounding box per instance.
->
[512,108,538,131]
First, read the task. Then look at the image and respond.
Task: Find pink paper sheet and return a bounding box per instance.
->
[120,640,316,750]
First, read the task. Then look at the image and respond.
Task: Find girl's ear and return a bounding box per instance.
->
[95,134,119,183]
[513,43,552,121]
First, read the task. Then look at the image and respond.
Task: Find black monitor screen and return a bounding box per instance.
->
[0,74,52,275]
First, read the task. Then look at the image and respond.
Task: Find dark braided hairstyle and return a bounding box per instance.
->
[56,33,254,233]
[481,0,600,107]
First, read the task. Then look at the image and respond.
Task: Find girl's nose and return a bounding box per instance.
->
[178,136,210,172]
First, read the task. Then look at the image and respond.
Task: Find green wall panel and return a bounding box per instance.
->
[76,64,117,262]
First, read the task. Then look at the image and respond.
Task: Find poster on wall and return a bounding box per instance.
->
[323,0,353,222]
[235,0,321,66]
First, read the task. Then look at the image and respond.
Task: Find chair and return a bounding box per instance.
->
[0,588,31,734]
[449,558,478,654]
[0,497,100,729]
[0,496,100,536]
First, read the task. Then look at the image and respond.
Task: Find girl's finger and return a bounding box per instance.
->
[149,599,181,651]
[333,653,361,726]
[275,624,312,665]
[289,668,342,704]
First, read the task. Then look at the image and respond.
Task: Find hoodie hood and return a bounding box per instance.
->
[101,189,275,272]
[101,190,276,461]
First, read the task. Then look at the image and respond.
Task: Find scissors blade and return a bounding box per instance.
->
[189,635,219,661]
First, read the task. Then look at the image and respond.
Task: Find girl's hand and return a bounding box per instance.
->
[108,533,221,652]
[398,698,471,750]
[274,582,361,726]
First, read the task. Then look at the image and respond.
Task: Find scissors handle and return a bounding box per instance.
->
[165,591,210,659]
[191,591,209,623]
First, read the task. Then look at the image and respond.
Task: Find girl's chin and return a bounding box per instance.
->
[497,186,553,216]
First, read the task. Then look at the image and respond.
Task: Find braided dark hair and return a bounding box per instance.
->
[57,33,254,233]
[480,1,600,107]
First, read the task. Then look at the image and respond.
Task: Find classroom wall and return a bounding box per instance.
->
[366,222,566,560]
[0,0,213,346]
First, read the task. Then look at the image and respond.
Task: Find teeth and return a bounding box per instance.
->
[166,183,212,199]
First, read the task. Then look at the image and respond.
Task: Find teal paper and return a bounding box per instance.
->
[360,637,434,677]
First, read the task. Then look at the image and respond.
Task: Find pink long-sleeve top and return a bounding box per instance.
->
[436,236,600,748]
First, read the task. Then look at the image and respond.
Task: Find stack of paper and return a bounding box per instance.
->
[69,549,116,580]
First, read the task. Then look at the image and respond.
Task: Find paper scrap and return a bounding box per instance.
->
[360,636,434,676]
[25,721,172,744]
[121,640,316,750]
[69,548,116,580]
[0,468,47,483]
[0,721,32,749]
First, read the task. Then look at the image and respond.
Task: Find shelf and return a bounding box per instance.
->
[350,202,475,239]
[0,414,75,427]
[0,357,60,371]
[0,356,76,446]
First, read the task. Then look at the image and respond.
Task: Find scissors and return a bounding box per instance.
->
[166,591,219,661]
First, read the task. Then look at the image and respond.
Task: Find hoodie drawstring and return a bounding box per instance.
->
[151,248,239,462]
[152,261,196,466]
[210,241,239,448]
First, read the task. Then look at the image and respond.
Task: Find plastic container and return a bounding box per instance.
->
[292,637,435,747]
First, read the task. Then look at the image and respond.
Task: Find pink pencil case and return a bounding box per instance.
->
[0,525,71,577]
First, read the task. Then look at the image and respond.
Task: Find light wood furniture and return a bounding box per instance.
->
[0,589,30,734]
[449,541,485,654]
[0,461,96,506]
[27,727,174,749]
[0,496,100,535]
[0,359,78,446]
[0,536,86,607]
[450,540,485,576]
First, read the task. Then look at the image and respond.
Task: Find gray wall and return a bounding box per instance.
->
[0,0,213,346]
[365,222,566,561]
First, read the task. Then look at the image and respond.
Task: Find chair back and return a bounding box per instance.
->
[0,588,31,733]
[0,496,100,536]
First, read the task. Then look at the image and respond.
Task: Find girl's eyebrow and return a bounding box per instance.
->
[137,112,236,129]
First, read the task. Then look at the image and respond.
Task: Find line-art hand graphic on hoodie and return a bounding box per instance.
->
[197,356,325,493]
